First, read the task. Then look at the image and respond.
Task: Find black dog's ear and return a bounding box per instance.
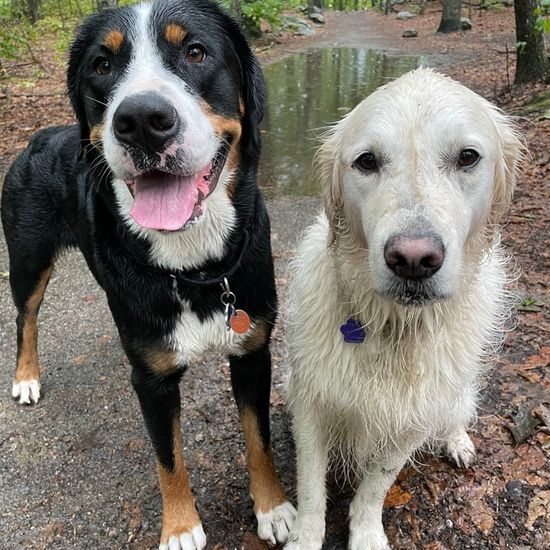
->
[240,51,266,162]
[66,13,103,145]
[222,13,266,163]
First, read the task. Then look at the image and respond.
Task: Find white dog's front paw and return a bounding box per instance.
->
[257,501,297,545]
[12,379,41,405]
[284,513,324,550]
[349,528,390,550]
[158,524,206,550]
[446,429,476,468]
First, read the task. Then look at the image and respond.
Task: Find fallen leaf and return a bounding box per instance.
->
[525,490,550,529]
[508,402,547,444]
[384,483,413,508]
[241,531,267,549]
[519,347,550,370]
[516,297,545,312]
[467,497,495,534]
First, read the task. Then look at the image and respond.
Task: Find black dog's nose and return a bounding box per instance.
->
[384,234,444,280]
[113,91,180,154]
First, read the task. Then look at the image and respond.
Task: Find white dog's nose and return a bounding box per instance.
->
[384,235,444,280]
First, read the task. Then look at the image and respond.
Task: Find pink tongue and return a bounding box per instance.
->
[129,168,209,231]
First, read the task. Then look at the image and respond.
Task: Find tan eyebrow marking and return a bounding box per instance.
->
[165,23,187,46]
[103,30,124,54]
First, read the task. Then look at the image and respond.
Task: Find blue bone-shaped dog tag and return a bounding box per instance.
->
[340,317,366,344]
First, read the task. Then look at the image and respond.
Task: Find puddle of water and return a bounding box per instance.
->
[259,48,426,197]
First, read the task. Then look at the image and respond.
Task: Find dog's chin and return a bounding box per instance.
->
[378,280,451,308]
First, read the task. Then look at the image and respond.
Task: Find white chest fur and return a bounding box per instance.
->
[287,216,508,462]
[169,301,249,365]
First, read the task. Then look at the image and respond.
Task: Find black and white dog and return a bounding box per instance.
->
[1,1,295,548]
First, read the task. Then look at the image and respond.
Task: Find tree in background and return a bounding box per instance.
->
[230,0,242,23]
[25,0,39,23]
[97,0,117,10]
[437,0,462,33]
[514,0,550,83]
[307,0,323,13]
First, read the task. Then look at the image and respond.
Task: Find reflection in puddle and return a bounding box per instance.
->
[259,48,425,197]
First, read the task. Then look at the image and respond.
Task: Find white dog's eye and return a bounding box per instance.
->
[458,148,480,168]
[353,152,378,172]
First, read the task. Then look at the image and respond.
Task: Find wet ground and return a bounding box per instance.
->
[1,6,549,550]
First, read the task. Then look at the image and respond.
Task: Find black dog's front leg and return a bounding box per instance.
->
[129,350,206,549]
[230,343,296,544]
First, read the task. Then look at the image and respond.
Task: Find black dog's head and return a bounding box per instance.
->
[68,0,265,232]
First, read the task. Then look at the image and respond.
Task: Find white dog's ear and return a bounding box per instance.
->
[317,126,345,244]
[490,108,525,225]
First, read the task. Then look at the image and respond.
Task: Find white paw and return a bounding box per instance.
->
[284,540,323,550]
[12,379,41,405]
[257,501,297,545]
[349,528,390,550]
[446,430,476,468]
[158,524,206,550]
[284,513,324,550]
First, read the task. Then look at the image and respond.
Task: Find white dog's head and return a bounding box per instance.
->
[318,68,523,307]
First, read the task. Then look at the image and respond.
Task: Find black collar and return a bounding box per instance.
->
[169,227,251,286]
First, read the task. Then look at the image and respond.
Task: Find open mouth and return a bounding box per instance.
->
[127,139,230,232]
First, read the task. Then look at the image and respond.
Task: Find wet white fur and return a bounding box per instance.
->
[285,69,523,550]
[257,501,298,545]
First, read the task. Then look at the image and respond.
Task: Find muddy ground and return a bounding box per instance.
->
[0,4,548,550]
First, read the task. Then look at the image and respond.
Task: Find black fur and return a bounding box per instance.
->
[2,0,275,499]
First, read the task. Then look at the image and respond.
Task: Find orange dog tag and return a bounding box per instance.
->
[230,309,251,334]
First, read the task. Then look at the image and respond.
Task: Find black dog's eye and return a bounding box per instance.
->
[354,152,378,172]
[458,148,480,168]
[94,57,112,76]
[186,44,206,64]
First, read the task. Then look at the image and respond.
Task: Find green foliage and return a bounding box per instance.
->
[219,0,303,35]
[242,0,284,28]
[0,14,37,62]
[535,0,550,33]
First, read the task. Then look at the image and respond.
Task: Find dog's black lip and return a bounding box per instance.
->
[204,134,231,197]
[127,134,231,183]
[125,135,232,200]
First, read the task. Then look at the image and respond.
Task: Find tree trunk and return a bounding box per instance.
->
[312,0,323,8]
[437,0,462,33]
[97,0,116,11]
[26,0,40,23]
[514,0,550,83]
[230,0,242,24]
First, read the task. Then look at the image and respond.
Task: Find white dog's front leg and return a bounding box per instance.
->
[285,408,328,550]
[348,453,409,550]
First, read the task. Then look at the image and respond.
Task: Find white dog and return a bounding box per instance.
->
[285,69,523,550]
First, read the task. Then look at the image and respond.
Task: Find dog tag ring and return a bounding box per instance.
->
[220,277,251,334]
